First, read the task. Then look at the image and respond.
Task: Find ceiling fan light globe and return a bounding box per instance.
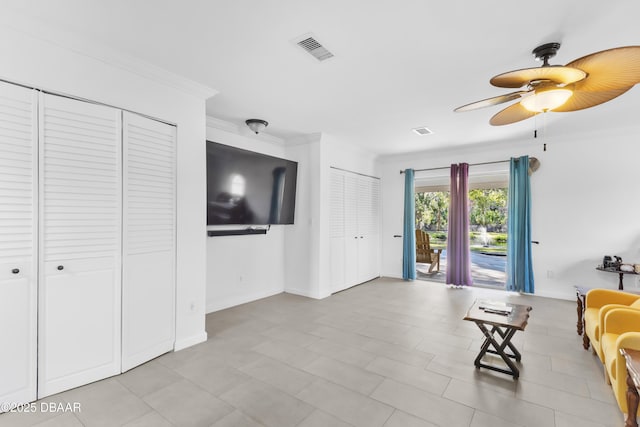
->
[520,89,573,112]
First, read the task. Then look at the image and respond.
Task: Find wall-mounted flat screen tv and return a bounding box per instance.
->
[207,141,298,225]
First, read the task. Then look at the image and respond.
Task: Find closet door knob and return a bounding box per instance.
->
[12,268,19,274]
[57,265,64,271]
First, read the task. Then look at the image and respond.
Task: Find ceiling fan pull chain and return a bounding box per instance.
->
[542,111,548,151]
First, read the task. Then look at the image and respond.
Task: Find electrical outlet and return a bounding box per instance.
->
[546,270,554,279]
[189,302,196,312]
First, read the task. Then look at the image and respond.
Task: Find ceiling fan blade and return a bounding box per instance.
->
[490,66,586,88]
[565,46,640,92]
[552,86,632,112]
[490,102,537,126]
[454,91,529,112]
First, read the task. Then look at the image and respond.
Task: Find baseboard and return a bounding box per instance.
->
[285,287,331,300]
[533,289,574,301]
[206,288,283,313]
[381,272,403,279]
[174,331,208,351]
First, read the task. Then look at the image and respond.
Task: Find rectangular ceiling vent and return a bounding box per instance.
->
[295,35,334,61]
[412,126,434,136]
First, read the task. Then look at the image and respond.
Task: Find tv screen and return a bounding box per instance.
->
[206,141,298,225]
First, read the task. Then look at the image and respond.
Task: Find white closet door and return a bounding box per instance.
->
[328,169,381,293]
[329,170,346,292]
[343,173,359,288]
[357,176,380,282]
[0,82,37,409]
[38,94,122,398]
[122,112,176,372]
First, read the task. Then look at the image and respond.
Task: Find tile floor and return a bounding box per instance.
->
[0,277,625,427]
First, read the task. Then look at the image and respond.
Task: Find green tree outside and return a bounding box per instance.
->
[415,191,449,231]
[468,189,507,232]
[415,188,508,253]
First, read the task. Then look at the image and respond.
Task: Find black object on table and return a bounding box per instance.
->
[463,300,532,379]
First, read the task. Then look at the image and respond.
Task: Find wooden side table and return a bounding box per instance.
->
[621,348,640,427]
[575,286,595,349]
[576,286,587,336]
[463,300,532,379]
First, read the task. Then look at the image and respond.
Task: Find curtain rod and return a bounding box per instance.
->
[399,159,514,174]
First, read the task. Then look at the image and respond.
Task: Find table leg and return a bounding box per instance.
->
[476,333,493,365]
[493,326,522,361]
[576,291,584,335]
[627,370,639,427]
[583,331,590,350]
[474,322,520,379]
[619,273,625,291]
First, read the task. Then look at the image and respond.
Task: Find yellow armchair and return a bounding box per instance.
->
[600,307,640,416]
[583,289,640,361]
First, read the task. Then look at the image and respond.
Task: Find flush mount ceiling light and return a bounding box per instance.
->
[245,119,268,134]
[454,42,640,125]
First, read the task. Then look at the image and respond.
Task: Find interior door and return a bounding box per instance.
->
[329,170,346,292]
[343,173,359,288]
[357,176,381,282]
[121,112,176,372]
[38,93,122,398]
[0,82,38,409]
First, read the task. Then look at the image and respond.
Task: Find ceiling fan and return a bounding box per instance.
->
[454,43,640,125]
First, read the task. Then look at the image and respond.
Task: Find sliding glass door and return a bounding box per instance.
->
[414,166,508,288]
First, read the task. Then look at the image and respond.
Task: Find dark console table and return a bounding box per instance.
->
[596,266,638,290]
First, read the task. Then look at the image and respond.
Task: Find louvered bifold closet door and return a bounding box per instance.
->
[329,169,346,293]
[357,176,380,283]
[343,173,359,288]
[38,93,122,398]
[122,112,176,372]
[0,82,38,410]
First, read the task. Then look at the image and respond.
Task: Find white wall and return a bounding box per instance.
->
[0,16,214,350]
[530,126,640,299]
[378,125,640,300]
[283,133,379,299]
[205,125,381,308]
[283,135,322,298]
[206,120,291,312]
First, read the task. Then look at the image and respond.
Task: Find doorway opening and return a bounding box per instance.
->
[415,179,508,288]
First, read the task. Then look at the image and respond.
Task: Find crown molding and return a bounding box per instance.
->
[377,134,532,165]
[0,9,218,100]
[285,132,323,146]
[207,116,240,133]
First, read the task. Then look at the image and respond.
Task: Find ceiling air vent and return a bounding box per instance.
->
[294,34,334,61]
[412,126,434,136]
